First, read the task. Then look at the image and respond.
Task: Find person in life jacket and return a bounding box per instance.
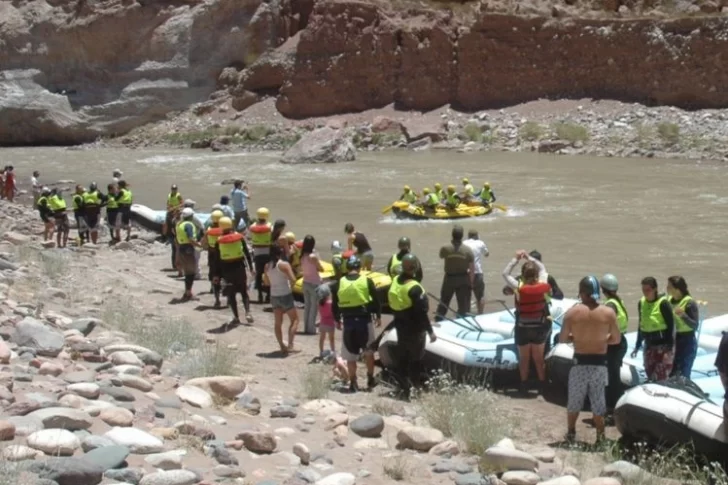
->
[201,210,225,307]
[460,178,475,202]
[214,216,255,327]
[176,207,202,302]
[433,182,445,201]
[164,184,183,237]
[399,185,417,204]
[37,187,54,242]
[385,253,435,397]
[117,180,133,242]
[331,240,347,280]
[331,255,382,392]
[286,232,303,277]
[502,250,552,394]
[600,273,629,412]
[83,182,106,244]
[444,185,460,210]
[48,188,70,248]
[106,183,121,243]
[630,276,676,382]
[667,275,700,379]
[387,237,423,282]
[418,188,439,213]
[478,182,496,205]
[250,207,273,303]
[72,185,89,245]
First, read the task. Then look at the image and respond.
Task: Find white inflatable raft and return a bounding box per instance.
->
[615,382,728,459]
[130,204,245,235]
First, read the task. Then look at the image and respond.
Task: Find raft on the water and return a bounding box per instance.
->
[615,382,728,460]
[130,204,245,234]
[389,200,492,220]
[291,262,393,312]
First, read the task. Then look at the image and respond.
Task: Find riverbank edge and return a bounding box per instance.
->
[98,99,728,162]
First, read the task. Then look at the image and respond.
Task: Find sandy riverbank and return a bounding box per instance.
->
[0,198,717,485]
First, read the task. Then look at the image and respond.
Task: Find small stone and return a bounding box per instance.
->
[213,465,245,478]
[119,374,153,392]
[145,450,185,470]
[100,386,135,402]
[600,461,651,482]
[0,419,15,440]
[296,468,322,483]
[270,405,297,418]
[302,399,347,416]
[105,467,144,484]
[104,427,164,454]
[237,430,276,454]
[495,438,516,450]
[583,479,621,485]
[139,469,199,485]
[2,444,41,461]
[27,407,93,430]
[527,446,556,463]
[537,477,581,485]
[81,435,116,452]
[99,407,134,427]
[429,439,460,456]
[235,393,261,414]
[324,413,348,431]
[27,429,81,456]
[482,446,538,472]
[349,414,384,438]
[396,426,445,452]
[293,442,310,465]
[109,351,144,367]
[67,383,101,399]
[315,472,356,485]
[501,470,540,485]
[81,444,130,471]
[353,438,388,450]
[184,376,246,399]
[39,362,64,377]
[455,473,489,485]
[175,385,213,408]
[155,396,182,409]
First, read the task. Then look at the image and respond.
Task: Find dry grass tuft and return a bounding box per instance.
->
[298,364,332,400]
[383,454,415,481]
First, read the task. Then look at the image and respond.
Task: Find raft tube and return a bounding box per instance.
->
[130,204,245,235]
[614,382,728,460]
[390,201,492,221]
[292,265,393,313]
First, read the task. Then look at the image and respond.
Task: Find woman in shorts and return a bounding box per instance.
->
[264,245,300,354]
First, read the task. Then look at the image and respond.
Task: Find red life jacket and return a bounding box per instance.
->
[515,282,551,326]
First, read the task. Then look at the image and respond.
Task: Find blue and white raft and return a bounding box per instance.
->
[130,204,245,235]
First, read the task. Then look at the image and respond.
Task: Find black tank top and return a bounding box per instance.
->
[353,233,371,253]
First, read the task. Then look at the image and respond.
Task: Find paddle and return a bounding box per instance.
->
[381,205,393,215]
[425,291,480,331]
[493,204,508,212]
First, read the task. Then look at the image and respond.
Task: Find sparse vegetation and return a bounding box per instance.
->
[463,122,484,142]
[656,122,680,145]
[634,122,654,148]
[553,122,590,143]
[383,454,415,481]
[160,124,278,147]
[299,364,332,400]
[519,121,545,141]
[604,441,728,485]
[175,341,240,378]
[372,398,402,416]
[416,371,512,459]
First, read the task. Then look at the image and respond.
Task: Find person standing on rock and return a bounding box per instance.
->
[48,189,70,248]
[344,222,374,271]
[215,216,255,326]
[117,180,133,242]
[387,237,423,282]
[435,225,474,322]
[201,210,224,307]
[230,180,250,230]
[331,255,381,392]
[72,185,88,245]
[249,208,273,303]
[176,207,202,302]
[631,277,676,382]
[37,187,54,242]
[387,253,436,398]
[560,276,620,443]
[463,229,489,314]
[599,274,629,413]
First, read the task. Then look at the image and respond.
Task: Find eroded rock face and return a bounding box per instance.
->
[0,0,291,145]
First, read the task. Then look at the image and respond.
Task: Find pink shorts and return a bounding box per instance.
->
[319,324,336,334]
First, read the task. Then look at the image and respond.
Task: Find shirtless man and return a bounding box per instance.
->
[560,276,621,443]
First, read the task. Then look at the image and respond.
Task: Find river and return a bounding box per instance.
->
[3,147,727,325]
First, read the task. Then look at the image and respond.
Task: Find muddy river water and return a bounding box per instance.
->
[3,147,727,326]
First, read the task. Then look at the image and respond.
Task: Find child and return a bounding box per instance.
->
[316,284,336,357]
[331,352,349,381]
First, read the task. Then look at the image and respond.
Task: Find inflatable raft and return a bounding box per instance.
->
[390,201,492,220]
[291,263,393,312]
[130,204,245,234]
[615,382,728,460]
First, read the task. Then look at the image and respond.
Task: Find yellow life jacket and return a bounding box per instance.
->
[639,295,668,333]
[337,275,372,308]
[48,194,67,212]
[672,295,695,334]
[118,188,132,206]
[606,297,629,334]
[388,277,422,312]
[218,232,244,261]
[176,220,197,245]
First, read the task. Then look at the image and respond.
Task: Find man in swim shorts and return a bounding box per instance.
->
[560,276,621,444]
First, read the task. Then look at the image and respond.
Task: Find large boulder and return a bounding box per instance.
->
[11,317,65,357]
[280,127,356,164]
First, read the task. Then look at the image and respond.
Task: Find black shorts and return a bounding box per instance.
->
[342,316,374,361]
[472,273,485,301]
[119,206,131,225]
[54,214,69,231]
[515,323,551,346]
[222,268,247,293]
[107,209,119,227]
[86,212,100,230]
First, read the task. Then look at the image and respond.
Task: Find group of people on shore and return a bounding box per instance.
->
[399,178,496,211]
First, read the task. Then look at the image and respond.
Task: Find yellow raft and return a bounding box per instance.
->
[292,261,393,311]
[390,200,492,220]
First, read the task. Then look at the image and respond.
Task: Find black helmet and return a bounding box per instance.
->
[401,253,419,272]
[347,255,361,270]
[397,236,411,249]
[89,182,97,191]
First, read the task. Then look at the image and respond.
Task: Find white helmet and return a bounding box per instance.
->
[331,240,342,252]
[600,273,619,292]
[181,207,194,218]
[212,203,223,211]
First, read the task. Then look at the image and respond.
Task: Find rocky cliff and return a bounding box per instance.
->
[2,0,728,145]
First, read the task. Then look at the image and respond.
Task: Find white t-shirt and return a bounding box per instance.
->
[31,176,40,195]
[463,239,489,274]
